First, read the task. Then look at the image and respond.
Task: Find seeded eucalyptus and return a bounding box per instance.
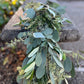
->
[16,1,74,84]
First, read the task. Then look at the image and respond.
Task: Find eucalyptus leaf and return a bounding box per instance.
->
[28,47,39,58]
[26,45,32,54]
[64,57,72,72]
[33,32,45,38]
[41,47,47,66]
[18,32,26,38]
[42,28,53,36]
[35,52,42,66]
[36,65,45,79]
[24,38,30,45]
[52,30,60,42]
[24,8,35,19]
[22,57,29,67]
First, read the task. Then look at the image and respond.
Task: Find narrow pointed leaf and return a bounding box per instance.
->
[53,55,63,68]
[28,47,39,58]
[50,72,55,84]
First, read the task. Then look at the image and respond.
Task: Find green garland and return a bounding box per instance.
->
[15,1,74,84]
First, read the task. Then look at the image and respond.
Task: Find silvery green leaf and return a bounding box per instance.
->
[24,62,35,72]
[48,42,54,49]
[32,39,41,47]
[48,47,54,56]
[26,45,32,54]
[53,55,64,68]
[24,38,30,45]
[42,28,53,36]
[41,48,47,66]
[35,52,42,66]
[52,30,60,42]
[23,8,35,19]
[18,32,26,38]
[46,35,53,39]
[22,57,29,67]
[27,55,36,64]
[36,5,44,10]
[64,57,72,72]
[33,32,45,38]
[36,65,45,79]
[28,47,39,58]
[50,72,55,84]
[48,9,55,17]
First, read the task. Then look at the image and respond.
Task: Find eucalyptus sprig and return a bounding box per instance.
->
[16,1,74,84]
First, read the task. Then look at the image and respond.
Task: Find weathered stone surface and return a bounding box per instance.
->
[0,0,80,42]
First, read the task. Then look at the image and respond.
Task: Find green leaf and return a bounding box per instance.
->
[28,47,39,58]
[48,42,54,49]
[50,72,55,84]
[42,28,53,36]
[52,30,60,42]
[24,61,35,72]
[27,55,36,64]
[62,53,66,61]
[41,47,47,66]
[24,8,35,19]
[48,9,55,17]
[32,39,41,47]
[18,32,26,38]
[71,63,75,78]
[24,38,30,45]
[22,57,29,67]
[26,45,32,54]
[33,32,45,38]
[36,65,45,79]
[53,55,64,68]
[35,52,42,66]
[64,57,72,72]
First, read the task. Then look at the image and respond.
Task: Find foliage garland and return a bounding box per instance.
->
[12,1,75,84]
